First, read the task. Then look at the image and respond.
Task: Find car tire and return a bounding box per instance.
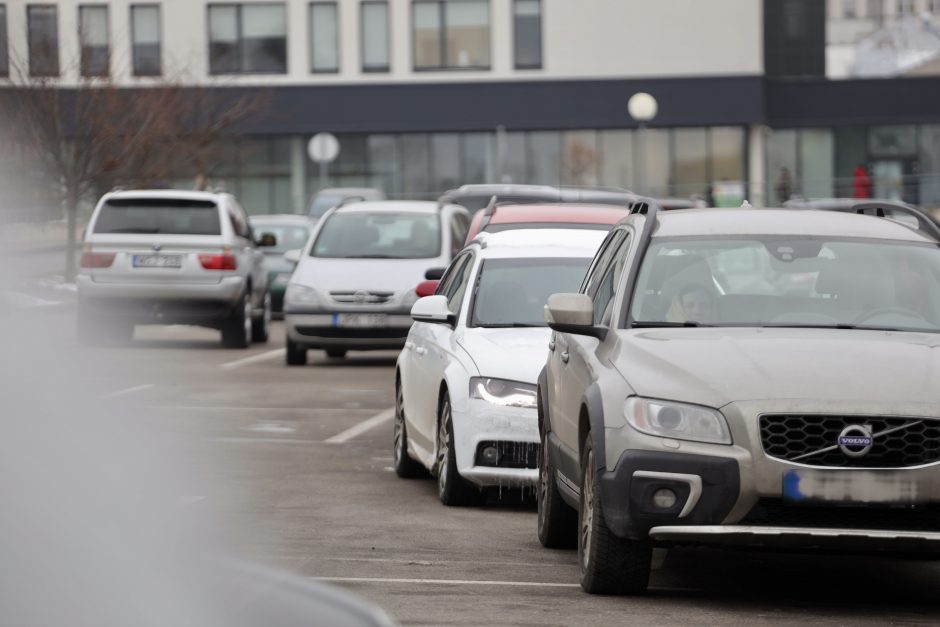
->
[251,292,271,343]
[325,349,347,359]
[286,338,307,366]
[538,426,578,549]
[436,395,480,506]
[393,378,426,479]
[222,290,252,349]
[578,432,652,595]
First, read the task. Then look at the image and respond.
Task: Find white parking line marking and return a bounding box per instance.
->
[324,408,395,444]
[98,384,155,400]
[220,348,285,370]
[315,576,580,588]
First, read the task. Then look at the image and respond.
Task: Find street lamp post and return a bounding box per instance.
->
[628,92,658,195]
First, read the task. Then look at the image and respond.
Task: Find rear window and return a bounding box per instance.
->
[93,198,221,235]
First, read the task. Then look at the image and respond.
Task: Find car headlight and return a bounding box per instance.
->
[284,283,318,306]
[470,377,537,409]
[624,397,731,445]
[273,272,291,286]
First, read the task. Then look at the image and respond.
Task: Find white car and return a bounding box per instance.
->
[283,201,470,363]
[393,229,607,505]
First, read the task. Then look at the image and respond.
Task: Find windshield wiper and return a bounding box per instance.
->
[111,227,160,234]
[631,321,711,328]
[760,323,905,332]
[343,254,398,259]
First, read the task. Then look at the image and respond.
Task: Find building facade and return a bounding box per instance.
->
[2,0,940,216]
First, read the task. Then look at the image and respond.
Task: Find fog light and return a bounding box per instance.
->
[652,488,678,509]
[480,446,499,466]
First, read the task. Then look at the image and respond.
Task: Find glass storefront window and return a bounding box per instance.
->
[869,125,917,157]
[834,127,867,198]
[432,134,461,192]
[561,131,599,186]
[672,128,708,198]
[527,131,560,185]
[919,125,940,208]
[461,133,493,184]
[636,129,670,197]
[402,135,431,197]
[367,135,401,196]
[598,130,634,191]
[798,129,834,199]
[766,129,798,204]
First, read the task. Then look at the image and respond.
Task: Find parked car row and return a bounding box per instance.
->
[392,197,940,595]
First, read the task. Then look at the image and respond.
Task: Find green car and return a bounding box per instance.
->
[249,214,313,315]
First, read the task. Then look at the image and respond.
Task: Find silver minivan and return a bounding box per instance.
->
[284,200,470,364]
[77,190,273,348]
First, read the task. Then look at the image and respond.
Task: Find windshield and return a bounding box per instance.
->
[471,257,591,327]
[93,199,220,235]
[311,212,441,259]
[629,236,940,333]
[249,222,311,253]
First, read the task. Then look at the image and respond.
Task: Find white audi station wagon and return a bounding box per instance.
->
[394,229,607,505]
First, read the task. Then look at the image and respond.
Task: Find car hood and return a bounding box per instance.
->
[293,257,442,294]
[458,327,552,383]
[614,327,940,408]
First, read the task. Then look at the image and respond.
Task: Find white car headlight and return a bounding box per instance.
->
[284,283,318,306]
[624,397,731,445]
[470,377,537,409]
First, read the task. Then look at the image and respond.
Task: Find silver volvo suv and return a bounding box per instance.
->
[78,190,273,348]
[538,200,940,594]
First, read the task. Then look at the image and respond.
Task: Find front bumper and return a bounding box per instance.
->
[453,400,539,488]
[284,312,412,350]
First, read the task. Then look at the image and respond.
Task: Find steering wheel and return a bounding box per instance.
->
[853,307,929,325]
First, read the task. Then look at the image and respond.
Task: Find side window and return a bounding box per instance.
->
[587,231,632,325]
[443,253,474,314]
[437,252,470,298]
[227,204,249,239]
[450,212,470,255]
[582,230,626,297]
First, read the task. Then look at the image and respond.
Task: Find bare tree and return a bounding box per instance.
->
[0,60,266,281]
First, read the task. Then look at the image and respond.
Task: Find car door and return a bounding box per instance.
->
[405,252,473,455]
[552,229,631,455]
[227,201,264,304]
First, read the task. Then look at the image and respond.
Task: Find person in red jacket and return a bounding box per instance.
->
[853,164,872,199]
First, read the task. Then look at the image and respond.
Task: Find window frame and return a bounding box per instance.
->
[0,4,8,77]
[207,3,288,76]
[360,0,390,73]
[411,0,491,72]
[130,3,162,77]
[27,4,60,78]
[309,1,340,73]
[78,4,110,78]
[512,0,542,70]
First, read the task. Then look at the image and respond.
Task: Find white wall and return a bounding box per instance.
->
[4,0,763,86]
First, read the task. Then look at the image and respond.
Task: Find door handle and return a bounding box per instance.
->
[548,339,556,351]
[415,347,427,356]
[404,341,414,351]
[561,351,569,364]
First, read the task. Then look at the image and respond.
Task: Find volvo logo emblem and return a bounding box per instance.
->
[152,243,162,251]
[353,290,370,304]
[838,425,874,458]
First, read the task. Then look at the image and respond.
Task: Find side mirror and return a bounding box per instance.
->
[258,232,277,247]
[284,249,302,264]
[415,280,440,298]
[411,295,455,326]
[544,293,606,339]
[425,267,446,281]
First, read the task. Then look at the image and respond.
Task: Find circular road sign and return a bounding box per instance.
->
[307,133,340,164]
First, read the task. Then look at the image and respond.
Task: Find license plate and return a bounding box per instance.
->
[334,313,387,328]
[133,254,182,268]
[783,469,923,504]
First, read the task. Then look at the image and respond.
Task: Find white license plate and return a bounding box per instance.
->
[783,469,923,504]
[133,254,182,268]
[334,313,387,328]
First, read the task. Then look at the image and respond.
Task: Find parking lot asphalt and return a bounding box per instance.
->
[8,307,940,626]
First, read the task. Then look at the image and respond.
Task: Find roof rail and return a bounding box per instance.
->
[801,200,940,241]
[622,196,664,328]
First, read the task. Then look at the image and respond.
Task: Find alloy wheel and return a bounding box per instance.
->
[581,448,595,570]
[437,402,451,496]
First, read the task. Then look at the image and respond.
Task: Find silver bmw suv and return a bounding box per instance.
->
[538,200,940,594]
[78,189,273,348]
